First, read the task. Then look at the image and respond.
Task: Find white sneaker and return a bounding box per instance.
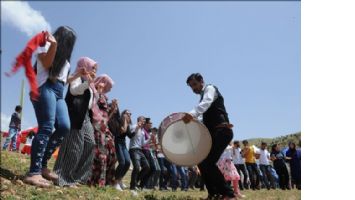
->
[130,190,138,197]
[115,183,123,191]
[119,181,127,189]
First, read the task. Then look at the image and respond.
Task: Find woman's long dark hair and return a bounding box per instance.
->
[289,142,296,151]
[121,109,132,125]
[108,104,120,135]
[49,26,77,79]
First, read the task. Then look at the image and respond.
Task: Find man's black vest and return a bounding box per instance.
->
[201,84,230,132]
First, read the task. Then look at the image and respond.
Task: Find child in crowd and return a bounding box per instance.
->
[21,131,35,155]
[217,143,245,199]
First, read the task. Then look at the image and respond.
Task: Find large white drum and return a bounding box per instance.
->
[158,112,212,166]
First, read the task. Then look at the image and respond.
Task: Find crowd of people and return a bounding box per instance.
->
[3,104,301,196]
[2,25,301,199]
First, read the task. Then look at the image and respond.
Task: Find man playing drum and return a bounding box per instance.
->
[182,73,236,200]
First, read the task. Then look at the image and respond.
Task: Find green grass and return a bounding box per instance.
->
[0,151,301,200]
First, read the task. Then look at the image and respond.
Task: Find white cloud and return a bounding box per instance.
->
[1,1,51,37]
[1,112,35,131]
[1,113,11,131]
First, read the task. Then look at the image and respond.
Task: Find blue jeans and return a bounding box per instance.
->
[246,163,261,189]
[157,157,168,189]
[115,141,131,180]
[129,148,150,189]
[176,166,189,190]
[170,164,188,190]
[259,164,276,189]
[161,159,176,190]
[142,149,161,188]
[29,80,70,175]
[2,127,19,151]
[169,164,178,190]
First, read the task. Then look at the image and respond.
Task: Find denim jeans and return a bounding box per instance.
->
[2,127,19,151]
[29,80,70,175]
[259,164,276,189]
[169,164,179,190]
[162,159,177,190]
[176,166,189,190]
[115,141,131,180]
[188,168,198,189]
[246,163,261,189]
[142,149,161,188]
[129,148,150,189]
[150,154,161,188]
[235,164,249,189]
[157,157,168,189]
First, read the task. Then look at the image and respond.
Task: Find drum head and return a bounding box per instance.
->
[161,119,212,166]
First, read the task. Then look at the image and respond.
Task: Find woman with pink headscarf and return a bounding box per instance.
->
[53,57,98,187]
[88,74,118,187]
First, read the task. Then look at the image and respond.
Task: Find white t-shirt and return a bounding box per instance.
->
[220,145,233,160]
[259,149,271,165]
[155,134,165,158]
[156,151,165,158]
[25,137,33,145]
[36,42,71,87]
[232,147,245,164]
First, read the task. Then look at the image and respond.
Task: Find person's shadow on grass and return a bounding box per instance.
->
[0,167,25,180]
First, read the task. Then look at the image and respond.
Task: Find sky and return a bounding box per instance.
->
[1,1,300,140]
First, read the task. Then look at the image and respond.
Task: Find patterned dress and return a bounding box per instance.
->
[88,94,117,187]
[217,146,240,181]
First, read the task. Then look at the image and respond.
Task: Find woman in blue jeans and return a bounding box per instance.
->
[108,109,134,191]
[24,26,80,187]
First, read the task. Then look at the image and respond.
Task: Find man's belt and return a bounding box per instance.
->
[215,123,234,129]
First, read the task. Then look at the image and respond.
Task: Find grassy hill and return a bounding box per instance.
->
[243,132,301,148]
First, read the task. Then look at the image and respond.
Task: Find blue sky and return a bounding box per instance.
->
[1,1,300,140]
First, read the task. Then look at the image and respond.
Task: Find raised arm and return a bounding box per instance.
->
[37,33,57,69]
[120,117,128,134]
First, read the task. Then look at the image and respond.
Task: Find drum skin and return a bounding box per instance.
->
[158,112,212,166]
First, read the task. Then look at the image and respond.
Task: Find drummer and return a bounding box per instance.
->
[182,73,236,200]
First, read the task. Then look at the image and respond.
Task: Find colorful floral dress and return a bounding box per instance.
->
[88,94,117,187]
[217,146,240,181]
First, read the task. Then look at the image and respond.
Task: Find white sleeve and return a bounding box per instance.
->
[142,134,152,145]
[228,148,233,159]
[88,88,93,109]
[189,85,217,118]
[130,125,137,133]
[69,77,89,96]
[36,42,51,55]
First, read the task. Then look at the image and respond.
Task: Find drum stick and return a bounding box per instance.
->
[184,123,196,155]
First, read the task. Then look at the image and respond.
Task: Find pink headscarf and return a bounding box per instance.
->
[76,57,97,75]
[94,74,114,94]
